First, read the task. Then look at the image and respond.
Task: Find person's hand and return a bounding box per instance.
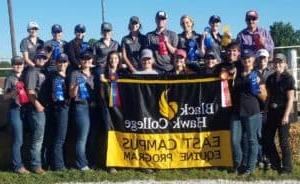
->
[282,115,289,125]
[36,104,45,112]
[164,35,169,44]
[259,35,266,46]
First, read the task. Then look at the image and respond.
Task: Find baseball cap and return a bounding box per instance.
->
[129,16,140,24]
[246,10,259,20]
[57,53,69,63]
[80,49,93,60]
[204,50,218,59]
[101,22,112,32]
[74,24,86,33]
[209,15,221,24]
[27,21,39,30]
[51,24,63,34]
[11,56,24,65]
[156,11,167,20]
[140,49,153,59]
[34,50,48,60]
[175,49,187,58]
[241,49,255,59]
[256,49,269,58]
[274,53,287,62]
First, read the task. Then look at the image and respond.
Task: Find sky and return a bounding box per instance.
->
[0,0,299,59]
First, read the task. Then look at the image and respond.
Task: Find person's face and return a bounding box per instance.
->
[156,18,167,29]
[175,56,186,71]
[102,30,112,39]
[56,61,69,72]
[242,57,255,69]
[205,57,218,68]
[246,16,258,30]
[35,57,47,67]
[52,32,63,41]
[109,54,120,69]
[75,31,85,40]
[227,48,240,62]
[257,56,268,69]
[28,27,38,37]
[12,63,24,73]
[210,21,220,32]
[130,22,140,32]
[80,58,93,69]
[274,59,287,73]
[142,57,153,70]
[181,18,193,32]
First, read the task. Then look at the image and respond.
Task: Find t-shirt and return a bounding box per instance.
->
[146,29,178,72]
[44,39,67,72]
[24,67,48,106]
[93,38,121,67]
[70,70,96,102]
[266,71,295,109]
[177,31,202,62]
[20,37,44,61]
[4,73,23,107]
[232,70,264,117]
[121,33,147,69]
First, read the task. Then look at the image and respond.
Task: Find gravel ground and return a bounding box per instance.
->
[60,180,300,184]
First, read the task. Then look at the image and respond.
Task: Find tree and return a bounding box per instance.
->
[270,22,300,47]
[88,38,98,47]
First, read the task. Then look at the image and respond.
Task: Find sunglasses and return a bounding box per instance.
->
[246,17,257,22]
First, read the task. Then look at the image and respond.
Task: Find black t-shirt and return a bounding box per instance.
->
[232,70,264,116]
[266,71,295,109]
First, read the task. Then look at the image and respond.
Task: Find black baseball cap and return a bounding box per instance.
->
[57,53,69,63]
[74,24,86,33]
[101,22,112,32]
[204,50,218,59]
[34,50,48,60]
[241,49,255,59]
[129,16,140,24]
[209,15,221,24]
[11,56,24,65]
[80,49,93,60]
[51,24,63,34]
[156,11,167,20]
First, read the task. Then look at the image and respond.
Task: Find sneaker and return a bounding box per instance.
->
[80,166,90,171]
[32,167,46,175]
[108,168,118,174]
[15,167,30,174]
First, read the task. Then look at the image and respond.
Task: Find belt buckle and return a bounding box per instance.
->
[270,103,278,109]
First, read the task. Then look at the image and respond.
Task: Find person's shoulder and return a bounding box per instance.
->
[146,30,156,36]
[237,28,248,36]
[20,37,29,44]
[166,29,177,36]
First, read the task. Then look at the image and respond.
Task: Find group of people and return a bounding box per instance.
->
[3,9,295,176]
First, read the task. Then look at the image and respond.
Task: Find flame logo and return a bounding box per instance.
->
[159,89,178,120]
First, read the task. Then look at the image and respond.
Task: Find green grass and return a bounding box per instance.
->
[1,165,300,184]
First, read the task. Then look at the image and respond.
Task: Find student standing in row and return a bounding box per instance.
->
[4,56,29,174]
[265,53,295,174]
[121,16,147,73]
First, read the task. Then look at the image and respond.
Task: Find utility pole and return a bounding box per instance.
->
[101,0,105,23]
[7,0,17,58]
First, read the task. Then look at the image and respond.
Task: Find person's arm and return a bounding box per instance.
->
[164,33,177,54]
[27,90,44,112]
[22,52,35,67]
[122,47,136,72]
[69,72,79,98]
[257,84,267,102]
[282,90,294,125]
[3,78,17,100]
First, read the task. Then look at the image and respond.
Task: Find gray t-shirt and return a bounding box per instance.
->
[121,33,147,69]
[70,70,95,102]
[93,38,120,67]
[20,37,44,61]
[146,29,178,72]
[4,73,20,106]
[24,67,48,106]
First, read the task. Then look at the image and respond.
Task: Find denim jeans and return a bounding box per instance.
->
[231,113,261,172]
[8,105,24,171]
[264,108,292,172]
[74,103,90,169]
[52,104,69,170]
[27,106,46,169]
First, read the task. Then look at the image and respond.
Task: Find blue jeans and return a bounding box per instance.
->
[28,106,46,169]
[8,106,24,171]
[52,104,69,170]
[231,113,261,172]
[74,103,90,169]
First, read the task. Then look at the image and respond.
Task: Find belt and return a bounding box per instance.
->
[74,100,88,105]
[53,101,70,106]
[269,103,285,109]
